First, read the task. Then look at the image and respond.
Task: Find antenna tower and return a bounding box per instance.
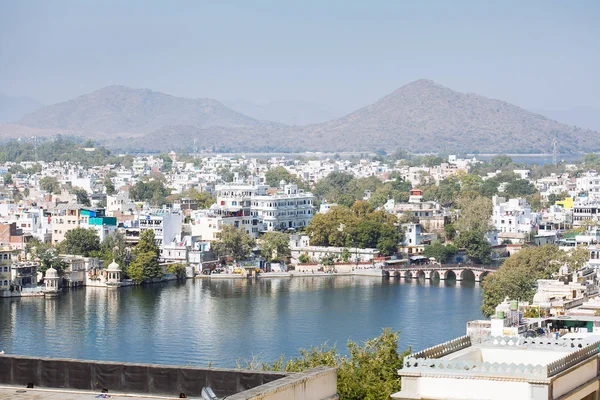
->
[552,137,558,166]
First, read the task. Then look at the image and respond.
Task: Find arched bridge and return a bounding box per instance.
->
[383,264,497,282]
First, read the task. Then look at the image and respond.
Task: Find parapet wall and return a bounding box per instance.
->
[0,354,286,398]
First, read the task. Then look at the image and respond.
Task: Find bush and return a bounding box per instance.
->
[237,328,410,400]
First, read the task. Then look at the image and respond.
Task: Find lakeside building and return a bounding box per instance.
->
[193,181,315,240]
[289,234,379,264]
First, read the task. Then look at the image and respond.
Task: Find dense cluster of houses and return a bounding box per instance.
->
[3,151,600,297]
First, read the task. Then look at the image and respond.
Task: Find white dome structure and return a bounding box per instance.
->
[106,260,121,272]
[45,267,58,278]
[106,260,122,287]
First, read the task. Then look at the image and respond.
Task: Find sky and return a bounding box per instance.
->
[0,0,599,112]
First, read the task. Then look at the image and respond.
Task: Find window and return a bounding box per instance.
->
[3,280,7,286]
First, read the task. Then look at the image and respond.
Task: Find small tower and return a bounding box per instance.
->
[44,267,60,297]
[106,260,122,288]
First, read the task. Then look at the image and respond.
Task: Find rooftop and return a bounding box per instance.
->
[401,335,600,380]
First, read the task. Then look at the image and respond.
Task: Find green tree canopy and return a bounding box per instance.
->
[39,176,61,194]
[481,245,572,316]
[170,188,215,209]
[213,225,256,262]
[306,203,402,256]
[59,227,101,257]
[423,242,459,264]
[260,231,290,262]
[71,187,91,206]
[128,229,161,284]
[264,166,299,187]
[129,179,170,205]
[240,328,410,400]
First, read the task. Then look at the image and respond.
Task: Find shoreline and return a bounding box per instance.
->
[195,269,384,279]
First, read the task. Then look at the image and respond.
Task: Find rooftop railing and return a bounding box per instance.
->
[402,336,600,379]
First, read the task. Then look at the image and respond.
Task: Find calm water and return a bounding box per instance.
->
[0,277,482,367]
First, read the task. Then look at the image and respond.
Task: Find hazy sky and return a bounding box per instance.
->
[1,0,598,111]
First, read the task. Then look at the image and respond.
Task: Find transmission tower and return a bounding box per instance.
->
[552,137,558,166]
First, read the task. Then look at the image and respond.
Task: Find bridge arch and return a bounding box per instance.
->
[459,269,476,281]
[439,270,457,280]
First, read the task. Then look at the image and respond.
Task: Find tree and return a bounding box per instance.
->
[260,232,290,262]
[128,230,161,284]
[167,264,187,280]
[59,228,101,257]
[454,196,492,234]
[423,242,459,264]
[481,245,569,316]
[298,253,310,263]
[306,205,401,256]
[3,173,13,185]
[265,166,296,187]
[454,230,491,264]
[104,178,117,195]
[129,179,170,205]
[240,328,410,400]
[212,225,256,262]
[504,179,537,198]
[71,187,91,206]
[172,188,215,209]
[98,232,131,278]
[39,176,61,194]
[444,224,456,240]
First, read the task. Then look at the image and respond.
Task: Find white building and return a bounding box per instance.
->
[392,335,600,400]
[138,209,183,246]
[193,181,315,240]
[106,191,136,216]
[252,183,314,232]
[491,196,538,242]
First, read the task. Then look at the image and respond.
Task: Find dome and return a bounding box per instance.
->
[532,291,551,306]
[106,260,121,272]
[45,267,58,278]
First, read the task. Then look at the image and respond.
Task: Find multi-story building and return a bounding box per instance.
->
[138,208,183,245]
[252,184,314,232]
[0,247,15,293]
[491,196,538,238]
[573,203,600,227]
[51,204,115,243]
[576,171,600,202]
[106,191,136,216]
[194,181,315,240]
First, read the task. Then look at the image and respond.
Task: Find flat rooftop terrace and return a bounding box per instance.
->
[0,385,175,399]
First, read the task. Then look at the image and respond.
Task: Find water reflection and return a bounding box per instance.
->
[0,276,482,367]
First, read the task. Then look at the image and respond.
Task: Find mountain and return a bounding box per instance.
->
[291,79,597,153]
[16,85,266,135]
[222,99,344,126]
[0,94,43,123]
[137,80,599,154]
[533,107,600,132]
[6,80,599,154]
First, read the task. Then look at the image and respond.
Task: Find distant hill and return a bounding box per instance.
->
[533,107,600,132]
[290,79,597,153]
[137,80,599,153]
[0,94,43,123]
[16,85,266,135]
[222,99,344,126]
[5,81,599,154]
